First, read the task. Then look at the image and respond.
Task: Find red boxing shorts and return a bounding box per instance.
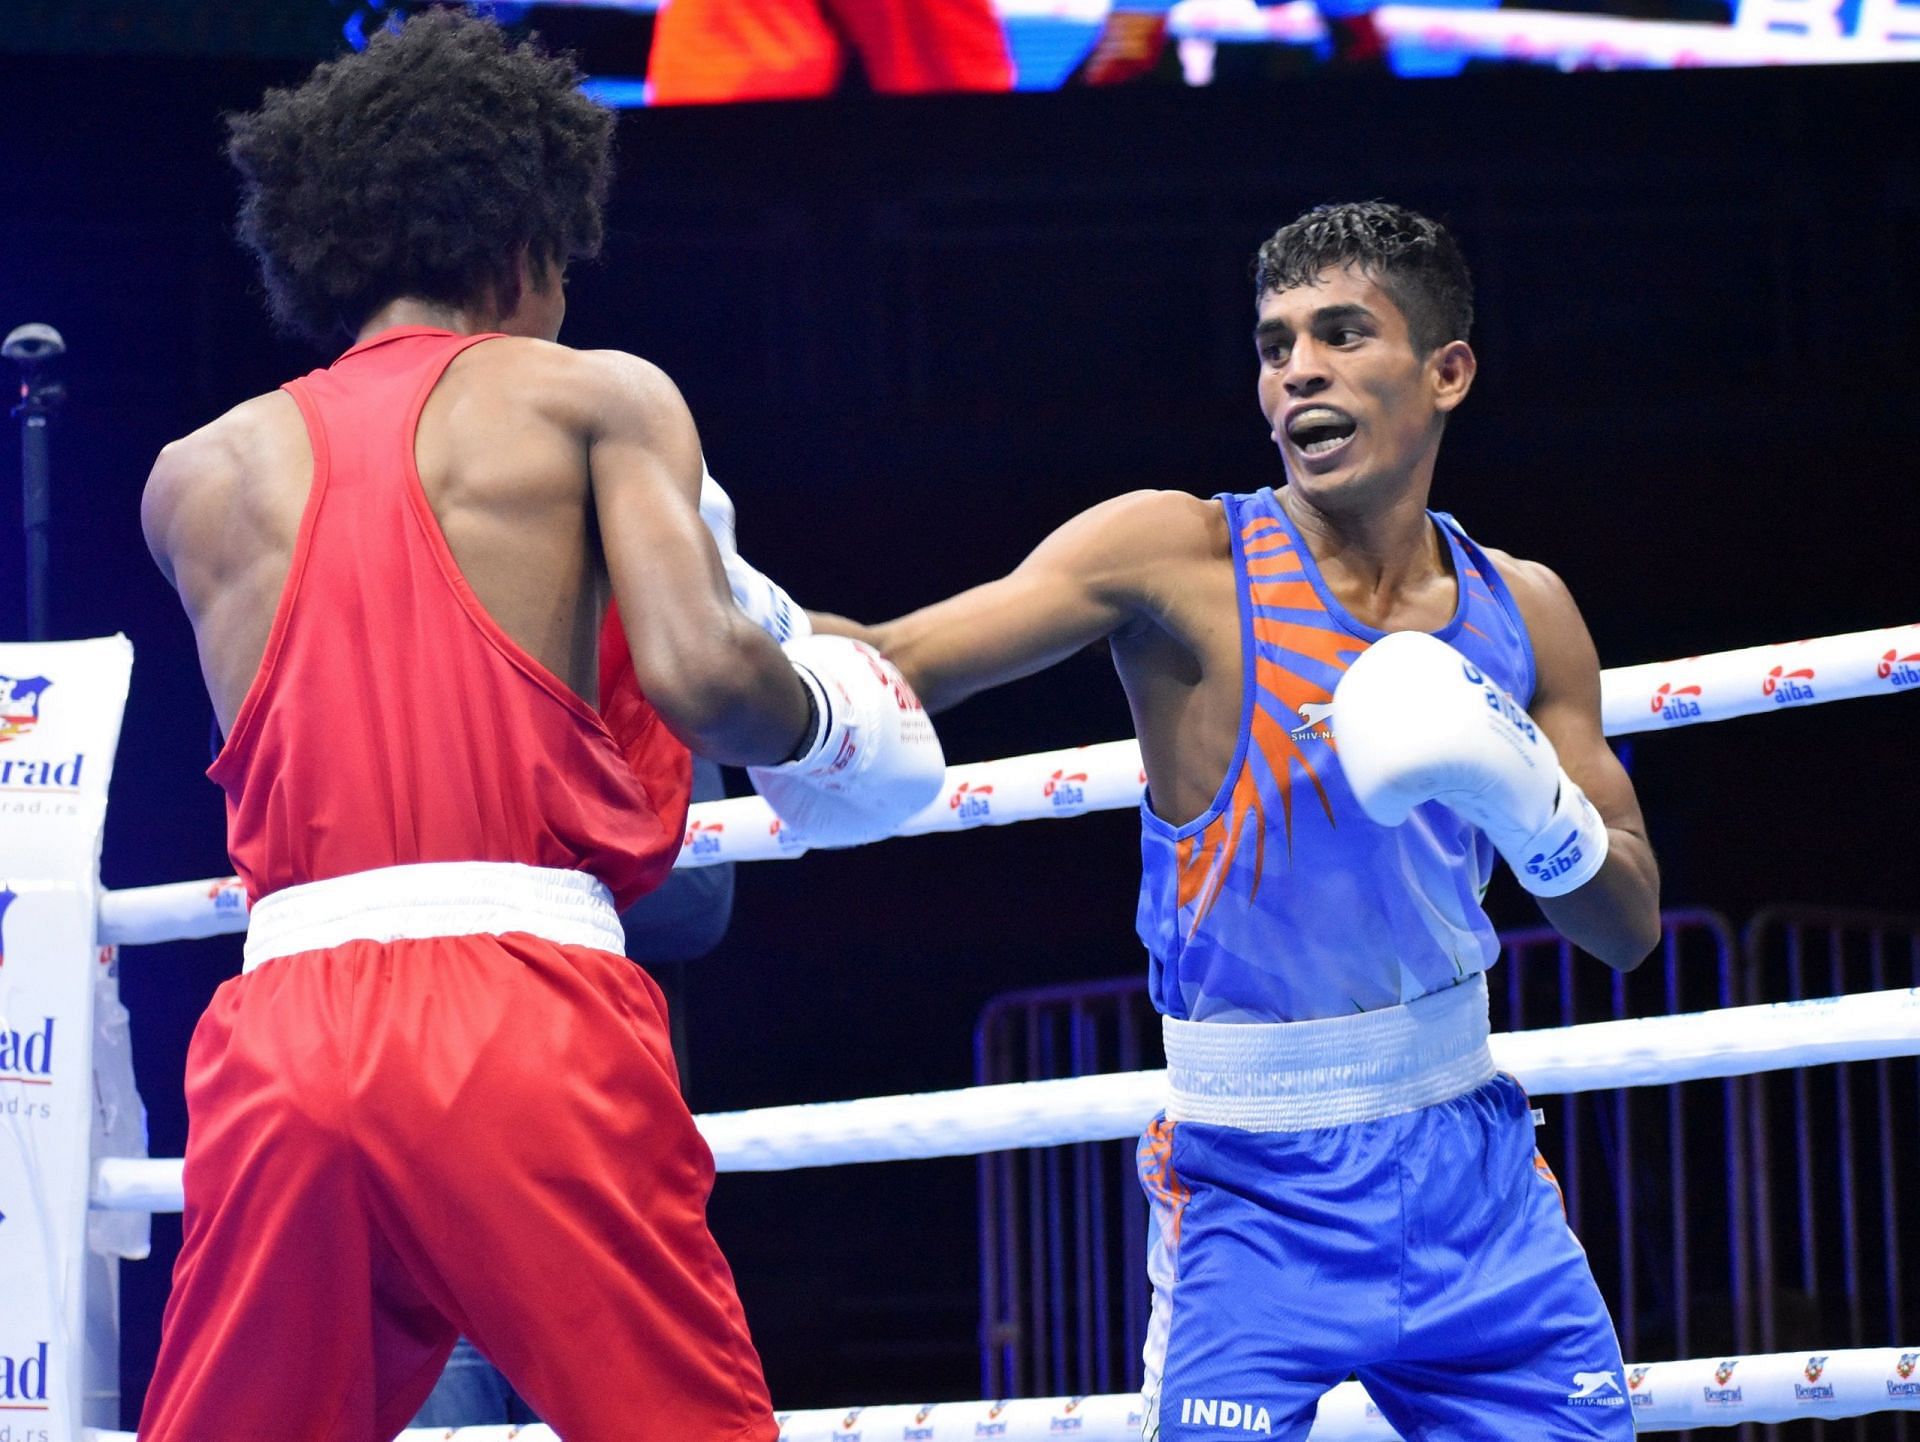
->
[137,863,776,1442]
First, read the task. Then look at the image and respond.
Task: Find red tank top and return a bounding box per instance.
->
[209,327,690,909]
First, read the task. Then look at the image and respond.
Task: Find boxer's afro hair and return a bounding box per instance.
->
[226,8,614,345]
[1253,202,1473,356]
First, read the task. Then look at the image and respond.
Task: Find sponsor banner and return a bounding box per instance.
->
[1580,1350,1920,1429]
[0,637,132,874]
[0,637,136,1442]
[1602,621,1920,736]
[0,882,102,1442]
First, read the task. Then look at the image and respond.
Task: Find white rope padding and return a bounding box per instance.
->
[89,987,1920,1213]
[768,1346,1920,1438]
[78,1346,1920,1441]
[94,621,1920,945]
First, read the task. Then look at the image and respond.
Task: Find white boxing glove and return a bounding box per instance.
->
[1332,630,1608,897]
[700,463,812,644]
[749,634,945,847]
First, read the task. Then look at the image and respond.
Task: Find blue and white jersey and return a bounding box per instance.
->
[1135,488,1536,1022]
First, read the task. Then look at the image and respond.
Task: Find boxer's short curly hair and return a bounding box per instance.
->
[226,9,614,344]
[1253,202,1473,356]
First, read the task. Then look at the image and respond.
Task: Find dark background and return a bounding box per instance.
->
[2,37,1917,1423]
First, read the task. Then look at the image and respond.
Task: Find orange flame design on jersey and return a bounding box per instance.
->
[1174,522,1362,933]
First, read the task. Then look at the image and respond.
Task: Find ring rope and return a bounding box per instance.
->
[759,1345,1920,1439]
[90,987,1920,1213]
[82,1346,1920,1440]
[93,621,1920,946]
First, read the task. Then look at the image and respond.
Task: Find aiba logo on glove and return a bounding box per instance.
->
[1461,660,1538,746]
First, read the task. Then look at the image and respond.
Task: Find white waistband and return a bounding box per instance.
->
[242,862,625,972]
[1162,972,1496,1131]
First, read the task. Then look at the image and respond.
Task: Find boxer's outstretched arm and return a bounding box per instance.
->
[1500,556,1662,969]
[582,351,810,765]
[818,490,1184,714]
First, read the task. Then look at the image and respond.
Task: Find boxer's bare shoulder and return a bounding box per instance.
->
[141,391,309,597]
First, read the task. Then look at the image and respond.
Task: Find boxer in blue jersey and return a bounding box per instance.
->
[817,201,1659,1440]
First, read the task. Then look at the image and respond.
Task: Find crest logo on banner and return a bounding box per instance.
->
[0,675,53,744]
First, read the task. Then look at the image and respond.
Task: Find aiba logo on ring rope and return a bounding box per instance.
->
[1649,682,1703,723]
[1878,649,1920,687]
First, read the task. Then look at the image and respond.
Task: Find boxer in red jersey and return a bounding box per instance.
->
[647,0,1013,103]
[136,14,939,1442]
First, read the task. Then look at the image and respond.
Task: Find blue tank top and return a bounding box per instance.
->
[1136,489,1536,1023]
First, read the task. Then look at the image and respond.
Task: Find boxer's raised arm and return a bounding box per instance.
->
[581,351,810,765]
[1500,556,1662,969]
[819,490,1191,714]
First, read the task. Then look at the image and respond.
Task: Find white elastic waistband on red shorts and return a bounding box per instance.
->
[1161,971,1496,1131]
[242,861,624,973]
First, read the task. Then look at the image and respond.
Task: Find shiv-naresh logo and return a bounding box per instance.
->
[1289,701,1335,740]
[0,675,53,744]
[1566,1371,1624,1407]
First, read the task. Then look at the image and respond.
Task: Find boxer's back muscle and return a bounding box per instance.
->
[146,339,604,736]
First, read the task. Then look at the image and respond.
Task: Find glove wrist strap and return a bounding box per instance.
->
[1510,767,1610,898]
[779,664,829,768]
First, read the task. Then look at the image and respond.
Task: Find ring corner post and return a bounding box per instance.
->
[1,636,139,1439]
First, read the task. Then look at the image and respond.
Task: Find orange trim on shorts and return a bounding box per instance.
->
[1534,1150,1568,1217]
[1140,1117,1192,1247]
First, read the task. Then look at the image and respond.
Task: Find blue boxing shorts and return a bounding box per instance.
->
[1137,976,1630,1442]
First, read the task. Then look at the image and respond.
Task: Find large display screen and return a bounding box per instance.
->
[494,0,1920,100]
